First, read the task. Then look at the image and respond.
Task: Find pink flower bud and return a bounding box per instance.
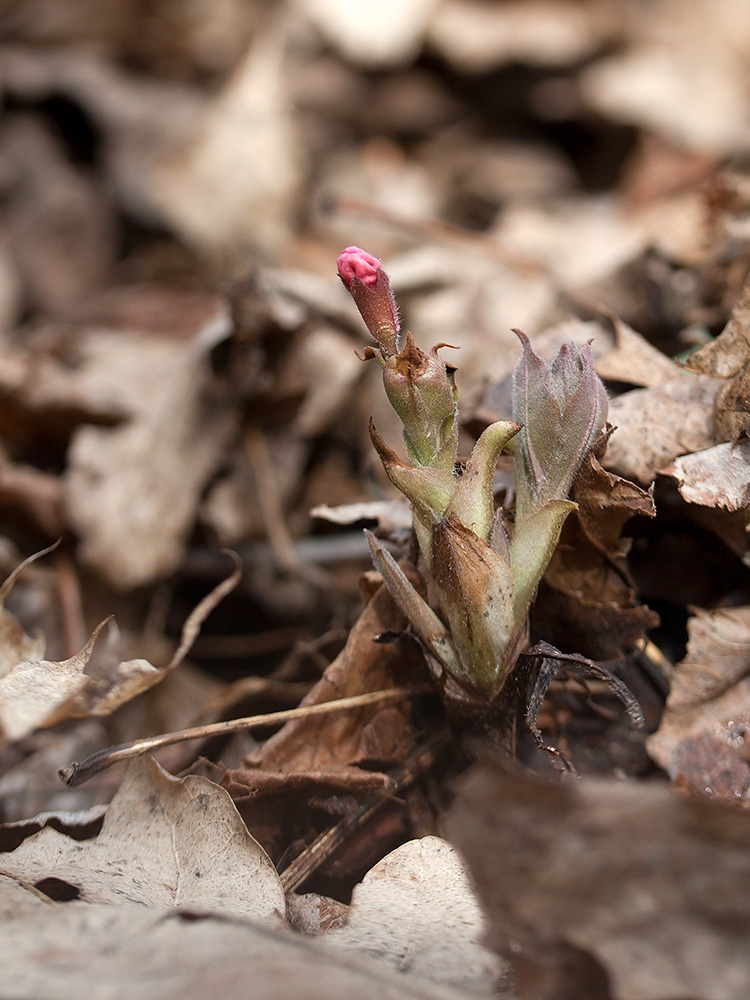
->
[337,246,400,354]
[337,246,381,289]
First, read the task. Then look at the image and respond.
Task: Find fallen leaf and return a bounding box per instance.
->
[647,606,750,800]
[0,755,285,920]
[574,442,656,556]
[663,440,750,510]
[0,617,111,744]
[536,440,658,661]
[686,275,750,379]
[324,836,503,994]
[0,872,52,919]
[62,292,236,588]
[0,895,488,1000]
[448,754,750,1000]
[0,550,47,678]
[594,314,684,388]
[0,554,240,744]
[581,0,750,155]
[225,580,426,862]
[1,115,115,313]
[603,373,719,483]
[150,32,300,255]
[311,499,412,535]
[685,273,750,441]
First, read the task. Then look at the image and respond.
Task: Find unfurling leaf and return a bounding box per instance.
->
[510,329,608,518]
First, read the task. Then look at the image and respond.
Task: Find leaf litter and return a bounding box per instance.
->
[1,2,750,998]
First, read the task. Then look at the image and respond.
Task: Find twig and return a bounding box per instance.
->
[279,729,451,893]
[59,687,424,787]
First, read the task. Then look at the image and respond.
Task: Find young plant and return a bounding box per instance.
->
[337,247,615,707]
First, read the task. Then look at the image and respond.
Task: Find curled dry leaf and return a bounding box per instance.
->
[0,755,285,921]
[311,499,413,535]
[0,548,47,678]
[0,551,240,744]
[448,754,750,1000]
[648,606,750,800]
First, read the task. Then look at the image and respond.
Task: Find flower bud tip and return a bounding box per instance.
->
[337,246,381,290]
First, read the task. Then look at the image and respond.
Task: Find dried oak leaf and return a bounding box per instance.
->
[0,754,285,921]
[685,273,750,441]
[447,754,750,1000]
[647,606,750,800]
[0,554,239,744]
[224,580,426,861]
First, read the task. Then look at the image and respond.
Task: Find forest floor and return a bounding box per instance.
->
[1,3,750,998]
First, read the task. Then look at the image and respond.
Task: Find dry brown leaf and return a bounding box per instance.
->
[0,555,239,744]
[0,871,52,919]
[62,297,236,588]
[286,325,364,438]
[495,195,645,287]
[603,373,719,483]
[594,315,684,387]
[685,273,750,441]
[1,115,115,313]
[663,441,750,511]
[0,894,488,1000]
[574,444,656,555]
[687,276,750,379]
[534,440,658,661]
[225,581,425,861]
[0,754,286,920]
[149,30,299,255]
[0,617,112,743]
[647,606,750,799]
[448,754,750,1000]
[311,499,412,535]
[581,0,750,155]
[233,583,423,778]
[324,836,503,994]
[0,803,108,854]
[0,551,46,678]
